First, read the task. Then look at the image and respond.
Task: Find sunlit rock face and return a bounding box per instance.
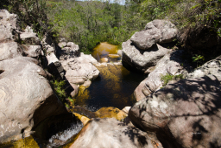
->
[122,40,171,72]
[129,56,221,148]
[0,10,77,145]
[134,50,186,101]
[0,57,71,143]
[61,52,99,86]
[69,118,163,148]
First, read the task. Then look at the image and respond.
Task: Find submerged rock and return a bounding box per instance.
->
[129,56,221,148]
[95,107,127,121]
[69,118,163,148]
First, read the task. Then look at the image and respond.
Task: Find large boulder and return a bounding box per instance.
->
[61,52,99,85]
[131,19,178,50]
[0,57,72,143]
[129,56,221,148]
[0,9,17,42]
[122,40,171,72]
[69,118,163,148]
[134,51,185,101]
[0,42,21,61]
[131,25,161,50]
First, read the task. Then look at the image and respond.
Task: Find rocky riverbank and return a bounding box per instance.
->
[1,9,221,148]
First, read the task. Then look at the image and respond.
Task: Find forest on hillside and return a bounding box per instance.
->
[1,0,221,55]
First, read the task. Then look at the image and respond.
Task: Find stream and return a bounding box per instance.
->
[2,42,145,148]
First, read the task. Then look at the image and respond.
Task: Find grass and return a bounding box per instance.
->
[161,73,184,86]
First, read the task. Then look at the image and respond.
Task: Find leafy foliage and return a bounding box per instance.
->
[161,74,184,86]
[50,79,66,100]
[192,54,205,67]
[45,0,146,53]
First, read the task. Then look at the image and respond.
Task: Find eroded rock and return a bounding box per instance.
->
[22,45,42,58]
[0,42,21,61]
[0,9,17,42]
[61,53,99,85]
[122,40,171,72]
[134,51,185,101]
[129,56,221,148]
[0,57,71,143]
[20,26,40,45]
[131,19,177,51]
[69,118,163,148]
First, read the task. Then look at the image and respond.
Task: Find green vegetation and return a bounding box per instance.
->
[2,0,220,56]
[50,78,75,109]
[1,0,52,41]
[161,74,184,86]
[50,79,67,100]
[192,54,205,67]
[45,0,146,53]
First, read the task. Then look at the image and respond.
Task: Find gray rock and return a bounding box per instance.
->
[0,42,21,61]
[22,45,42,58]
[117,49,123,57]
[58,42,80,60]
[122,40,171,72]
[61,53,99,85]
[66,42,77,48]
[69,118,163,148]
[46,52,59,65]
[0,10,17,41]
[0,25,12,42]
[131,25,161,50]
[0,9,17,30]
[0,57,70,143]
[58,42,67,48]
[20,26,40,45]
[122,106,131,114]
[70,83,79,97]
[130,20,177,51]
[129,56,221,148]
[150,19,178,43]
[134,52,184,101]
[187,55,221,81]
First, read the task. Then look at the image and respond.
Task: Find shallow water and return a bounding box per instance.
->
[2,43,145,148]
[92,42,119,62]
[74,43,146,111]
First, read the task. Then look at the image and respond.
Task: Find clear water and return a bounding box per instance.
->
[74,43,146,111]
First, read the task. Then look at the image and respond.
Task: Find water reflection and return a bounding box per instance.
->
[73,42,145,110]
[92,42,119,62]
[74,64,145,110]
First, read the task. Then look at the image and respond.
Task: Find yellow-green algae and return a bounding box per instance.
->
[73,63,135,109]
[92,42,119,62]
[0,136,39,148]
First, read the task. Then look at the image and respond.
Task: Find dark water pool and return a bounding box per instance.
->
[74,64,146,111]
